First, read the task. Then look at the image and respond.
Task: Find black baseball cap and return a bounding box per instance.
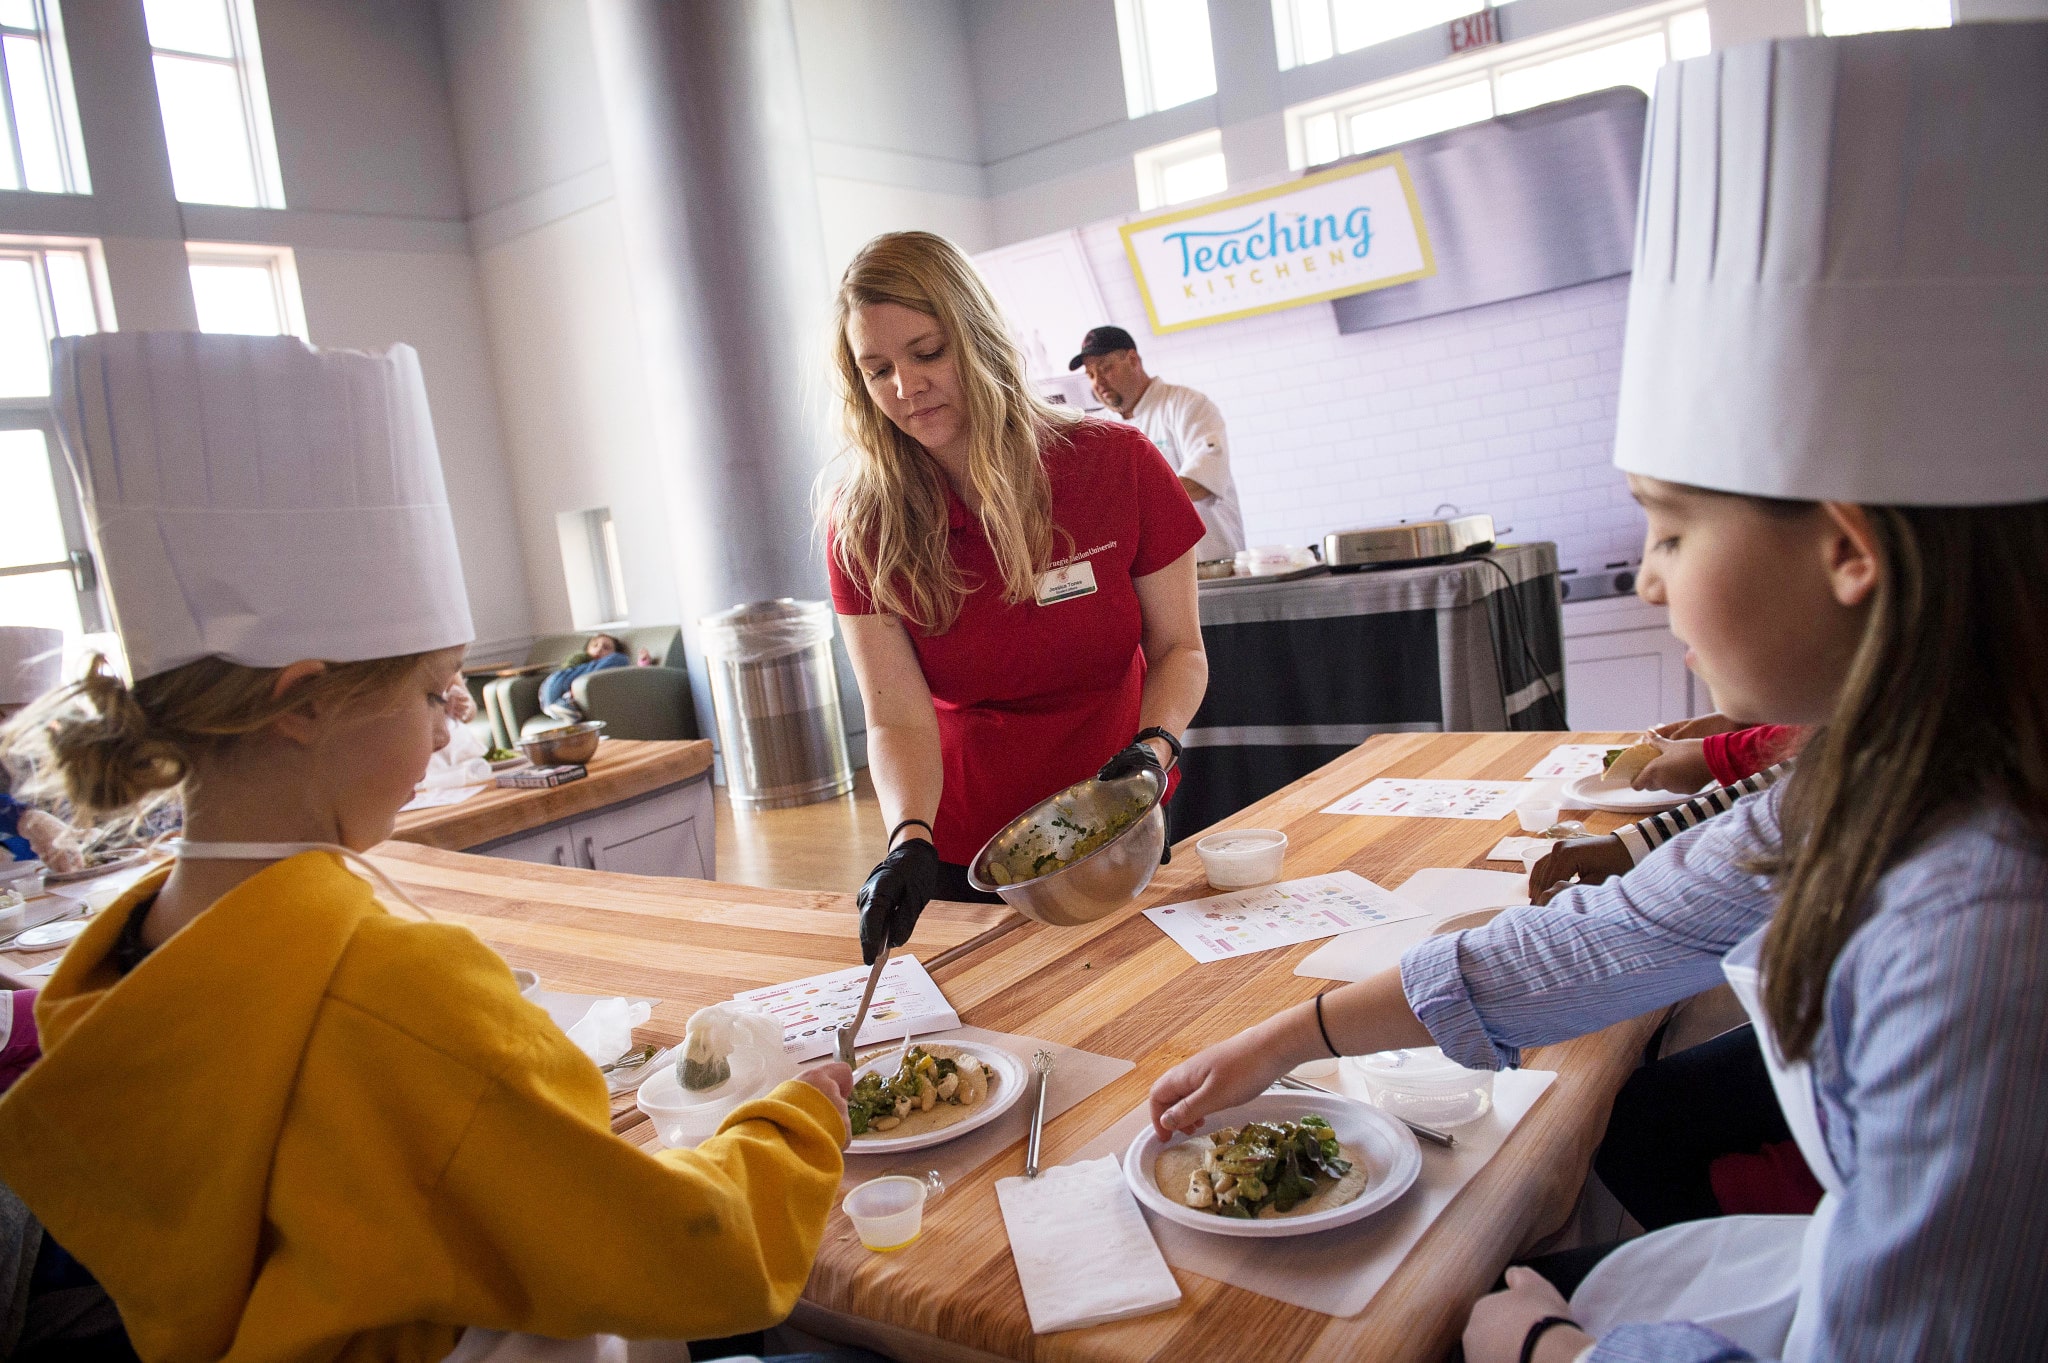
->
[1068,325,1138,370]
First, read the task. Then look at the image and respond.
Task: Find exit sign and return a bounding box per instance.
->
[1449,8,1500,53]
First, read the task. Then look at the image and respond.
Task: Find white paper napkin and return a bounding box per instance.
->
[996,1155,1182,1333]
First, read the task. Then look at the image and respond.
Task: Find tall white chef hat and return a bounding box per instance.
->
[1613,23,2048,505]
[50,333,474,681]
[0,626,62,708]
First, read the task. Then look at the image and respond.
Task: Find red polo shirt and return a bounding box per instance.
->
[829,419,1206,865]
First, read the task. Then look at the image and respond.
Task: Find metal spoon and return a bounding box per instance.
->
[835,940,890,1067]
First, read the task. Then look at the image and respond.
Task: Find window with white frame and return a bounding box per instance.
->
[144,0,285,208]
[1288,2,1709,169]
[0,236,113,643]
[556,507,631,629]
[0,0,90,194]
[1812,0,1951,34]
[1271,0,1488,71]
[1115,0,1217,118]
[186,243,308,338]
[1135,129,1227,211]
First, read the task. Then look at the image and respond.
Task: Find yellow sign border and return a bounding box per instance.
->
[1118,151,1437,336]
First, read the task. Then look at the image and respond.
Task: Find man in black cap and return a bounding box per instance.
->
[1071,326,1245,562]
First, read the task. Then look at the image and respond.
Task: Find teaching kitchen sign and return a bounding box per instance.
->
[1120,152,1435,334]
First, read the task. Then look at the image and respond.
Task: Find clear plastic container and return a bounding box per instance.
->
[1195,828,1288,889]
[843,1174,929,1251]
[1515,780,1564,832]
[635,1045,793,1148]
[1344,1046,1495,1129]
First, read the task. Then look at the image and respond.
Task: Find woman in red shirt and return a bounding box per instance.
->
[824,232,1210,961]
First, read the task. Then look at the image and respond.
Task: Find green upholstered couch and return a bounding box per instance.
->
[476,626,700,747]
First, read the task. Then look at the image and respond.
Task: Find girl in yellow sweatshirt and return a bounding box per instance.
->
[0,333,856,1363]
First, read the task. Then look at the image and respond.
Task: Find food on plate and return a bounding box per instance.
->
[849,1044,995,1138]
[1153,1115,1367,1219]
[484,747,519,764]
[1601,741,1659,784]
[986,793,1148,885]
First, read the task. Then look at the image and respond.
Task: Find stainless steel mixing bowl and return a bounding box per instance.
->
[516,720,606,766]
[966,769,1167,927]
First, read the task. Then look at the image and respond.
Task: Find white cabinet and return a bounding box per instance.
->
[1562,597,1698,731]
[479,776,714,879]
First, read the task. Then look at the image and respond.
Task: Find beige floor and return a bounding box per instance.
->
[712,767,884,893]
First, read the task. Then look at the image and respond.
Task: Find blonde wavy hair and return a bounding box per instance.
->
[1,652,435,817]
[824,231,1080,634]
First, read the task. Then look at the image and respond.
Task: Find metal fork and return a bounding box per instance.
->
[835,940,890,1067]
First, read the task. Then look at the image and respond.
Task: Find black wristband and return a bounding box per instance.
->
[887,818,933,848]
[1134,725,1183,769]
[1313,990,1340,1057]
[1519,1315,1579,1363]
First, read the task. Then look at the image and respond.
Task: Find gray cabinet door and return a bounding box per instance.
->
[481,825,577,868]
[574,778,713,879]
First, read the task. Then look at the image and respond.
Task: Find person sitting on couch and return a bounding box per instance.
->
[538,633,650,723]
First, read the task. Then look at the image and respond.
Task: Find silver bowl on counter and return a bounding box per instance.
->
[516,720,606,766]
[966,769,1167,927]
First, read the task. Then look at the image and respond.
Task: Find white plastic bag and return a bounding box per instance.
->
[564,997,652,1065]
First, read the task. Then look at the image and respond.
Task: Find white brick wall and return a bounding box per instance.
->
[1075,222,1646,576]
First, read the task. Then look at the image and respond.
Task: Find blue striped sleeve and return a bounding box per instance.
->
[1400,782,1783,1071]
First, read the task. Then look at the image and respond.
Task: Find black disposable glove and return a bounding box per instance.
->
[857,836,940,964]
[1097,741,1166,785]
[1097,741,1172,864]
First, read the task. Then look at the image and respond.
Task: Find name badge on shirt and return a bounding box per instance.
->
[1035,560,1098,607]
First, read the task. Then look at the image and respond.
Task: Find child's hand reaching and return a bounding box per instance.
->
[794,1061,854,1146]
[1527,835,1633,904]
[1631,735,1712,793]
[1649,712,1745,741]
[1149,1031,1286,1140]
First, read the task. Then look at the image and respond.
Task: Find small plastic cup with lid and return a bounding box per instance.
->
[1194,828,1288,889]
[843,1174,932,1251]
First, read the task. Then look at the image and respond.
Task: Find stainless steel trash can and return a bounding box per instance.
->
[698,598,854,809]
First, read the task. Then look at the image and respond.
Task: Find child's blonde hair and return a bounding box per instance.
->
[1,652,435,817]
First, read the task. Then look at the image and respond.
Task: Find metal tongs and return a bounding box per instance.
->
[834,939,890,1067]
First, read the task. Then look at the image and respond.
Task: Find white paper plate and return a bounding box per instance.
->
[1561,772,1707,815]
[1123,1091,1420,1238]
[12,918,88,950]
[847,1039,1027,1154]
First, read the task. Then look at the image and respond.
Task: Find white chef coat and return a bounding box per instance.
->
[1126,379,1245,563]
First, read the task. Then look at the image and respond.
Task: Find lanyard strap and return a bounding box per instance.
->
[169,840,435,921]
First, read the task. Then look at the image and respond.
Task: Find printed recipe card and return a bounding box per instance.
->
[1322,778,1529,821]
[735,955,960,1060]
[1145,872,1431,964]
